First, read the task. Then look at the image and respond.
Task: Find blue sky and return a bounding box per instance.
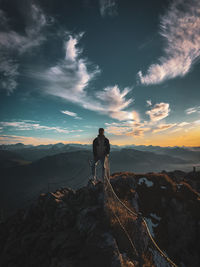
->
[0,0,200,146]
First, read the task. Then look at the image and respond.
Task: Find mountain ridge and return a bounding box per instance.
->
[1,172,200,266]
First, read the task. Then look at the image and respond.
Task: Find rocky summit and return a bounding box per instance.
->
[0,172,200,267]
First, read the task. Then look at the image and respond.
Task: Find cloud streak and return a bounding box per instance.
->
[152,123,176,133]
[0,121,83,134]
[185,106,200,115]
[61,110,82,119]
[138,0,200,85]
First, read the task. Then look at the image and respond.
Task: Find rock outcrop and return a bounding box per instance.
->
[0,172,200,267]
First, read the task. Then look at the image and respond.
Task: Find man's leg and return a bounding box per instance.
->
[100,157,105,182]
[104,155,110,178]
[91,158,98,181]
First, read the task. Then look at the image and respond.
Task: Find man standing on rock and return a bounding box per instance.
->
[91,128,110,182]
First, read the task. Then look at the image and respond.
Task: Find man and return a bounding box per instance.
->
[91,128,110,182]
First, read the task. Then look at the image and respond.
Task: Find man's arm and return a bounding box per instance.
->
[105,138,110,155]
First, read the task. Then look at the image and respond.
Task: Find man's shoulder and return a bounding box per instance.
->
[93,137,98,143]
[105,137,110,143]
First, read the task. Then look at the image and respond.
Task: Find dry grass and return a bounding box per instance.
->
[178,181,199,200]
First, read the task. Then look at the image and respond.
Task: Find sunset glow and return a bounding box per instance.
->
[0,0,200,147]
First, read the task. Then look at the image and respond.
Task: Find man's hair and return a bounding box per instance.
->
[99,128,104,133]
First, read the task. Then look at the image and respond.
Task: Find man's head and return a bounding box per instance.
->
[98,128,104,136]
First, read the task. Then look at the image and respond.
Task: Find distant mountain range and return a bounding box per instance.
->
[0,142,200,162]
[0,145,198,218]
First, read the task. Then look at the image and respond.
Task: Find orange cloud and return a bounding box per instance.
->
[108,125,200,147]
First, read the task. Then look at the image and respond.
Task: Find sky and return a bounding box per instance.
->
[0,0,200,146]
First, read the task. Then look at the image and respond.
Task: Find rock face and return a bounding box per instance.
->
[0,172,200,267]
[0,181,134,267]
[110,172,200,267]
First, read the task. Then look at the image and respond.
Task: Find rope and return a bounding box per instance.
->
[103,156,139,261]
[112,208,139,258]
[142,217,177,267]
[103,156,178,267]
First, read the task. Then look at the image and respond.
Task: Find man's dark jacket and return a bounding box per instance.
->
[93,135,110,159]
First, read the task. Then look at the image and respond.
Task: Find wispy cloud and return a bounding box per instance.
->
[36,33,100,105]
[34,33,136,121]
[105,102,175,137]
[105,121,149,137]
[146,102,170,121]
[185,106,200,115]
[61,110,82,119]
[146,99,152,107]
[105,118,190,137]
[99,0,118,17]
[177,122,190,127]
[0,121,83,134]
[152,123,176,133]
[138,0,200,85]
[126,128,151,137]
[0,3,50,94]
[95,85,134,120]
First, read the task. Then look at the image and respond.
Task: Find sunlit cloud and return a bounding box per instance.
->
[104,126,132,136]
[185,106,200,115]
[177,122,190,127]
[170,120,199,133]
[146,99,152,107]
[146,102,170,121]
[126,128,151,137]
[99,0,118,17]
[105,102,178,137]
[194,120,200,125]
[40,33,100,104]
[105,120,149,137]
[152,123,176,133]
[138,0,200,85]
[65,33,83,61]
[61,110,82,120]
[95,85,135,121]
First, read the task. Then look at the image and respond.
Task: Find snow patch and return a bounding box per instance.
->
[150,213,161,221]
[150,248,171,267]
[138,177,153,187]
[144,217,158,238]
[161,185,166,189]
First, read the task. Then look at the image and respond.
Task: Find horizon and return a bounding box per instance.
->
[1,0,200,147]
[1,141,200,149]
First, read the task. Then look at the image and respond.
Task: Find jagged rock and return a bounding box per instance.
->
[0,172,200,266]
